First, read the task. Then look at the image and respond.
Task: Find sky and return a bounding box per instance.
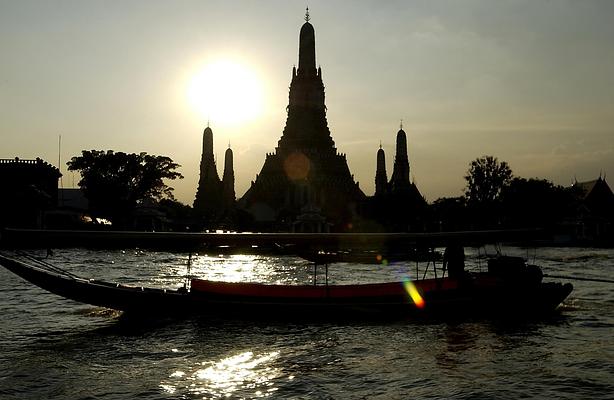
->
[1,0,613,205]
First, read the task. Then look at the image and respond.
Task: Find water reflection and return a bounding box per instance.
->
[186,254,320,285]
[161,350,281,398]
[192,254,274,283]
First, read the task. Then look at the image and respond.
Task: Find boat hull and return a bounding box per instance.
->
[0,254,191,312]
[188,278,572,319]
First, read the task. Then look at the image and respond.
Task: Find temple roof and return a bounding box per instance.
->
[574,177,614,200]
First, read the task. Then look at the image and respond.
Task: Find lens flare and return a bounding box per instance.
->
[283,152,310,181]
[402,279,425,309]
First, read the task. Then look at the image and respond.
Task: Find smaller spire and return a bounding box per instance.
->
[305,7,310,22]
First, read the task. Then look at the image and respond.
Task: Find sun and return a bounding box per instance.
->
[186,59,264,127]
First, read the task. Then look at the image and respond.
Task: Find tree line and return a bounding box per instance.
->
[432,155,580,231]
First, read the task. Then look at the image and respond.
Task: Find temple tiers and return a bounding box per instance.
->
[239,13,365,231]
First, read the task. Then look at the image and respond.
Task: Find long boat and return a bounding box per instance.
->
[0,252,573,320]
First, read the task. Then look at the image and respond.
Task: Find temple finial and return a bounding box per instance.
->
[305,7,310,22]
[228,140,231,149]
[379,140,382,149]
[400,119,403,130]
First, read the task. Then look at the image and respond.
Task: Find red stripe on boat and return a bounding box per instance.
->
[190,279,459,298]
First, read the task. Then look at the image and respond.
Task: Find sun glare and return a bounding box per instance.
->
[187,59,264,127]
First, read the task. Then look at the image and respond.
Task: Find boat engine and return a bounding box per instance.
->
[487,256,543,286]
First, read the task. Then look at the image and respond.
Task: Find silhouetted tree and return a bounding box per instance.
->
[67,150,183,227]
[463,156,512,228]
[464,156,513,206]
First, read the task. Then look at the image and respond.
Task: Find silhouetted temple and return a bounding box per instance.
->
[193,126,235,225]
[239,10,365,231]
[369,125,426,231]
[573,176,614,218]
[569,176,614,243]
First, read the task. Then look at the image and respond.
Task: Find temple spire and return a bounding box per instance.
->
[390,125,411,194]
[298,8,316,73]
[375,144,388,196]
[286,8,325,113]
[194,125,223,220]
[305,7,310,22]
[222,146,235,206]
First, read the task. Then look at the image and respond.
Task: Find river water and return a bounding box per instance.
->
[0,247,612,399]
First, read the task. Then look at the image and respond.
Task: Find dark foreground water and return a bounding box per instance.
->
[0,247,613,399]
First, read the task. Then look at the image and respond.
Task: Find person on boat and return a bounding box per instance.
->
[443,244,466,280]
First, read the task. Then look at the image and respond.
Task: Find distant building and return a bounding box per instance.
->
[569,176,614,244]
[0,157,61,228]
[193,126,236,227]
[573,176,614,218]
[239,11,365,231]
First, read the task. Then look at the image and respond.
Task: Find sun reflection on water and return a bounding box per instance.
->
[191,254,266,283]
[161,351,281,398]
[186,254,314,285]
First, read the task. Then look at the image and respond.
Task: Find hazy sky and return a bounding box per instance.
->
[2,0,613,205]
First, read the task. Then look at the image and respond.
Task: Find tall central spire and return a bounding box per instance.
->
[298,8,316,74]
[280,10,328,150]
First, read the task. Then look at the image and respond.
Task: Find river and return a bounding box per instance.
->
[0,246,612,399]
